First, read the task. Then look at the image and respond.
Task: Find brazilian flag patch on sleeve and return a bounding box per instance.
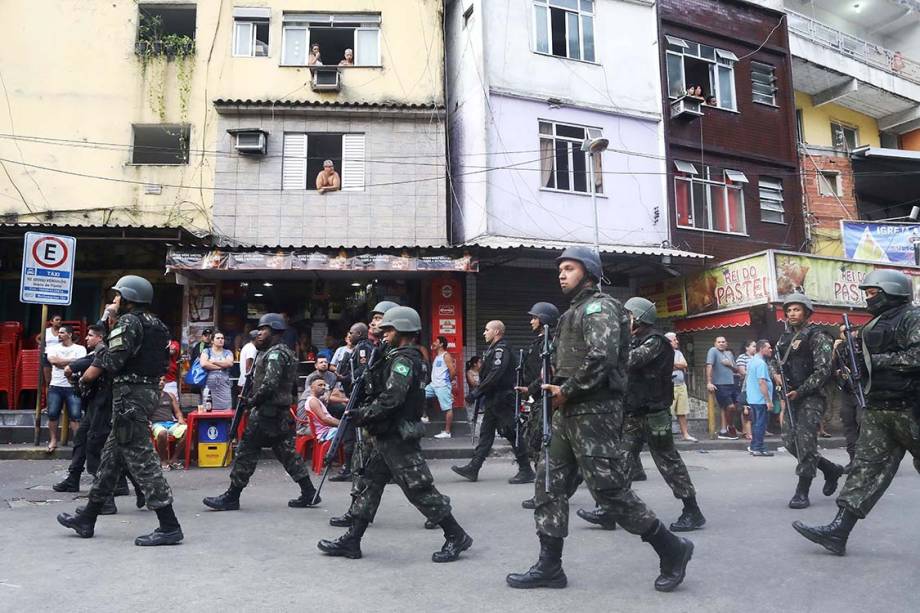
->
[393,362,410,377]
[585,302,602,315]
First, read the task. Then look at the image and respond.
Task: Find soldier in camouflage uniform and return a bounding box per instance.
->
[775,293,845,509]
[506,246,693,592]
[577,297,705,532]
[794,270,920,555]
[57,276,182,546]
[202,313,319,511]
[318,307,473,562]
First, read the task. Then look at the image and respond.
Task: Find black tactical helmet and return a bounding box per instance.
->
[378,306,422,333]
[858,269,912,297]
[370,300,400,316]
[783,292,814,313]
[624,297,657,325]
[556,245,603,281]
[257,313,287,331]
[111,275,154,304]
[528,302,560,327]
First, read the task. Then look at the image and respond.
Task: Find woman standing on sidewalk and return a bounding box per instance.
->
[200,331,234,410]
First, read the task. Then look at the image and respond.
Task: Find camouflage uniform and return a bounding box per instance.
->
[534,287,657,537]
[623,331,695,499]
[229,341,312,489]
[349,345,452,524]
[776,322,834,479]
[344,339,383,515]
[87,310,172,510]
[521,333,547,461]
[837,304,920,517]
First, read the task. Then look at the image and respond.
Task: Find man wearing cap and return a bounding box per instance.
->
[506,246,693,593]
[318,306,473,563]
[775,293,845,509]
[202,313,320,512]
[57,276,182,546]
[794,270,920,556]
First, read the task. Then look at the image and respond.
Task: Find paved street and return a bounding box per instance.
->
[2,448,918,613]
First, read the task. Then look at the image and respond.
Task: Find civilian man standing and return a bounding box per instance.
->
[745,340,775,457]
[706,337,739,439]
[666,332,696,442]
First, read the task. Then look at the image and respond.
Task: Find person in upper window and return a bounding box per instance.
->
[308,44,323,65]
[339,48,354,66]
[316,160,341,194]
[706,96,717,106]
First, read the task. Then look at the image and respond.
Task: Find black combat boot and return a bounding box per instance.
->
[288,477,321,508]
[57,500,102,538]
[317,519,368,559]
[788,477,812,509]
[52,472,81,493]
[329,510,355,528]
[642,520,694,592]
[202,485,243,511]
[508,455,536,484]
[521,497,536,510]
[135,488,146,509]
[631,466,648,482]
[76,496,117,516]
[818,458,845,496]
[424,519,438,529]
[576,507,617,530]
[433,514,473,563]
[792,507,859,556]
[451,460,481,482]
[136,504,184,546]
[329,468,353,482]
[670,496,706,532]
[506,534,567,589]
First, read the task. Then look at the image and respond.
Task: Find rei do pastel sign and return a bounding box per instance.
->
[20,232,77,305]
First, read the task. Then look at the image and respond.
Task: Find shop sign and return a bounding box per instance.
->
[685,253,770,315]
[841,221,920,265]
[639,277,687,318]
[429,276,465,407]
[167,249,478,272]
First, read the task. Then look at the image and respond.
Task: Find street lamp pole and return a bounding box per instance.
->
[582,137,609,285]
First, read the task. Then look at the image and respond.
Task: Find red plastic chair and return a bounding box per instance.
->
[290,406,315,461]
[306,410,345,474]
[14,349,45,410]
[0,342,14,408]
[0,322,21,357]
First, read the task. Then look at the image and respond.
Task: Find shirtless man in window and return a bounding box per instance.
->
[316,159,341,193]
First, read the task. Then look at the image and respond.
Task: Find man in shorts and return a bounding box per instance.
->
[151,378,187,470]
[666,333,696,442]
[706,336,740,439]
[427,336,456,439]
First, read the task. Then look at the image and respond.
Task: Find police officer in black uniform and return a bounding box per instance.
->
[452,320,535,484]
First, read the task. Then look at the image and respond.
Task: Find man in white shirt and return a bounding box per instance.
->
[45,325,87,452]
[237,331,259,393]
[666,332,697,442]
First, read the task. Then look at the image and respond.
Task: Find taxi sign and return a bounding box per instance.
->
[20,232,77,305]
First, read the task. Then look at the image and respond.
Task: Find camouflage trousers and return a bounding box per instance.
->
[837,409,920,518]
[524,403,543,461]
[345,430,378,519]
[230,407,312,489]
[88,384,172,510]
[534,398,658,538]
[623,409,695,499]
[782,394,825,478]
[350,436,451,524]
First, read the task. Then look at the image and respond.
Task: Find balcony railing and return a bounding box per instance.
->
[787,10,920,86]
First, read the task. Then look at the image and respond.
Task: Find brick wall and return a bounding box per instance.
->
[800,152,858,233]
[213,112,447,248]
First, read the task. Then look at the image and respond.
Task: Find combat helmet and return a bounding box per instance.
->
[257,313,287,331]
[858,269,912,297]
[556,245,603,281]
[370,300,400,316]
[378,306,422,333]
[528,302,560,327]
[111,275,154,304]
[624,297,657,325]
[783,292,814,314]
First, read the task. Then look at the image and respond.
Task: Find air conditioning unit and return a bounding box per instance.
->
[311,66,341,92]
[670,96,704,120]
[227,129,268,155]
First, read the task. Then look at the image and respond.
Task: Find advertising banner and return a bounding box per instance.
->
[841,221,920,265]
[429,276,464,407]
[168,249,478,273]
[639,277,687,318]
[684,253,771,315]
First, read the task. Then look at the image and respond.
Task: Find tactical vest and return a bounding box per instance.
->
[555,290,629,393]
[625,331,675,413]
[777,324,826,392]
[393,345,427,423]
[253,343,297,407]
[122,311,170,379]
[864,303,917,401]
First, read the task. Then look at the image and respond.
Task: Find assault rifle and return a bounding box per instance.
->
[841,313,867,412]
[541,324,552,492]
[776,320,797,432]
[470,396,483,446]
[312,352,376,505]
[222,375,252,467]
[513,348,524,448]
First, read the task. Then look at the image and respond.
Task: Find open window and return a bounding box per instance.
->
[132,124,190,165]
[539,120,603,195]
[532,0,595,62]
[758,177,785,224]
[831,122,858,151]
[233,8,270,57]
[818,171,842,196]
[665,36,736,111]
[751,61,777,106]
[674,162,746,233]
[281,13,381,67]
[282,133,365,191]
[137,4,196,56]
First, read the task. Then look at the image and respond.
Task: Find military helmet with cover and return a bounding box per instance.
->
[556,245,603,281]
[528,302,560,327]
[370,300,400,316]
[378,306,422,333]
[858,269,912,297]
[257,312,287,331]
[783,292,814,313]
[111,275,154,304]
[624,296,658,325]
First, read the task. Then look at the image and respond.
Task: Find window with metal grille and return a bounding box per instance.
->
[758,177,785,224]
[751,61,777,106]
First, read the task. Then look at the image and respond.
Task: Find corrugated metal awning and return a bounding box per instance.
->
[462,235,711,260]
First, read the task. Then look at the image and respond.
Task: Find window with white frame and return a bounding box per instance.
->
[282,133,365,191]
[665,36,737,111]
[758,177,785,224]
[533,0,595,63]
[751,61,777,106]
[233,8,270,57]
[818,171,842,196]
[831,122,858,151]
[539,120,603,195]
[674,161,746,233]
[281,13,380,67]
